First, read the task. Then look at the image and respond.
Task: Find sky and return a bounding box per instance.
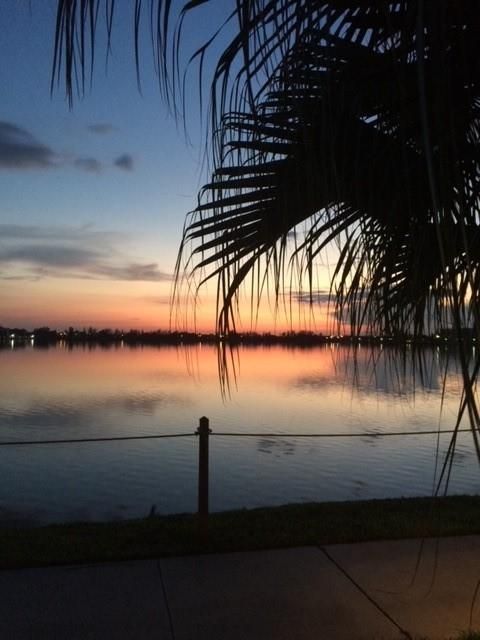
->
[0,2,332,333]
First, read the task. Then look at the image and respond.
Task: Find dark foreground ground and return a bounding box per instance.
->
[1,536,480,639]
[1,495,479,569]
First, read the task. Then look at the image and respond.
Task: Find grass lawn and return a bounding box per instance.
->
[1,494,479,570]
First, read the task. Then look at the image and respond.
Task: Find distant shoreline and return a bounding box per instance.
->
[0,326,476,349]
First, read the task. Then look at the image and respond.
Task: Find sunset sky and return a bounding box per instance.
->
[0,2,332,333]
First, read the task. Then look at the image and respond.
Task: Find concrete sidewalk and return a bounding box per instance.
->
[0,536,479,639]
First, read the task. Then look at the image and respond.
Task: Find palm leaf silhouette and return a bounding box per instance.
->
[52,1,480,438]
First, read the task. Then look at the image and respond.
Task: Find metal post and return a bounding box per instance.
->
[196,416,211,539]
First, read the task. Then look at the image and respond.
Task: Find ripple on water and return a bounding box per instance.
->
[0,344,479,524]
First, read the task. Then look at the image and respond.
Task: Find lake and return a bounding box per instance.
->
[0,342,479,525]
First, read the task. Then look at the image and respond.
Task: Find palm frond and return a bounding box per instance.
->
[52,0,480,425]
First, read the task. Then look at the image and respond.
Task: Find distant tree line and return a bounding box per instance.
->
[0,326,476,349]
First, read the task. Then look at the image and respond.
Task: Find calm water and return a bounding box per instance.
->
[0,343,479,525]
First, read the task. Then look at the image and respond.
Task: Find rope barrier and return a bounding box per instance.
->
[213,428,472,438]
[0,427,472,447]
[0,433,194,446]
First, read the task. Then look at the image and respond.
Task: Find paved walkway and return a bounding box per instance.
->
[1,536,479,639]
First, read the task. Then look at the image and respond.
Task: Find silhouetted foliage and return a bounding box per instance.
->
[50,1,480,443]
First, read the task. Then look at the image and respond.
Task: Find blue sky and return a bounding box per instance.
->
[0,1,215,329]
[0,1,333,333]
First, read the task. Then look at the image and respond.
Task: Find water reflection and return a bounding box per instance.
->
[292,344,461,396]
[0,343,478,525]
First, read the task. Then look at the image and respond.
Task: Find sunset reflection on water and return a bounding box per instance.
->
[0,343,477,525]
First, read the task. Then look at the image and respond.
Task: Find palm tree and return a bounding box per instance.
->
[52,1,480,446]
